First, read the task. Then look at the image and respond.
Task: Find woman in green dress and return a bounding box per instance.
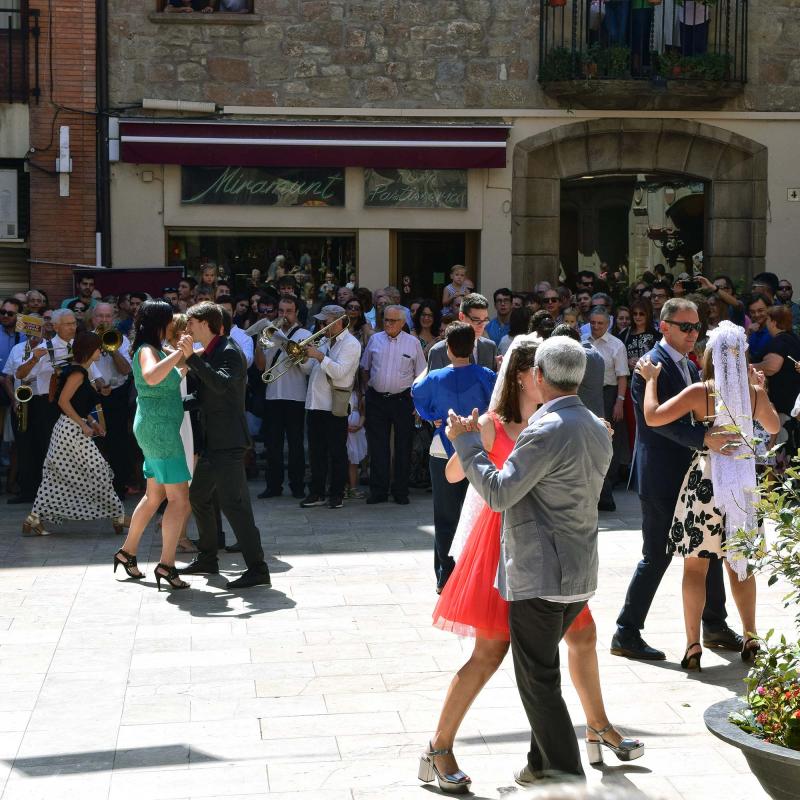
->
[115,300,192,590]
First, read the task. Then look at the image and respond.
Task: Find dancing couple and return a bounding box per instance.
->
[420,334,643,791]
[115,300,270,591]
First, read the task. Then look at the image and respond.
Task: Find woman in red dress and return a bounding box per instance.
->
[419,336,644,793]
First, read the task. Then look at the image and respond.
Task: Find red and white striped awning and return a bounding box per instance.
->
[119,120,509,169]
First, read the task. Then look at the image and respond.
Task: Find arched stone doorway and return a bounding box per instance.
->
[511,119,767,287]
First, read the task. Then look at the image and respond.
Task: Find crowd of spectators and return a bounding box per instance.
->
[2,261,800,523]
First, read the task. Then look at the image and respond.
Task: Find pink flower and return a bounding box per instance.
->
[756,686,766,696]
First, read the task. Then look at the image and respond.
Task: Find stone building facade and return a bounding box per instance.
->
[103,1,800,294]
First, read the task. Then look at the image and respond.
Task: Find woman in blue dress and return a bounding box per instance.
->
[115,301,192,590]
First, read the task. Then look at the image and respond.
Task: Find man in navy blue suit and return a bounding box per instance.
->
[611,298,743,660]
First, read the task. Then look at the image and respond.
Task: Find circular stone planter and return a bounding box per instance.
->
[705,697,800,800]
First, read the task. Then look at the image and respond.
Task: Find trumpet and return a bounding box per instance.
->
[15,383,33,433]
[257,314,348,384]
[96,325,123,354]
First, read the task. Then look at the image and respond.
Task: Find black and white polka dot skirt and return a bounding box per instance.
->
[32,415,124,524]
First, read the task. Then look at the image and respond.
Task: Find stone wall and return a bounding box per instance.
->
[109,1,539,109]
[108,1,800,112]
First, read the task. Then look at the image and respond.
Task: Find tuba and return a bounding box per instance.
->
[96,325,123,354]
[250,315,348,384]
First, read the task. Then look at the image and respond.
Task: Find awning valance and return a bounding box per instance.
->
[118,120,509,169]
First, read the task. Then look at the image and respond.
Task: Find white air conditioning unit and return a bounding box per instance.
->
[0,170,19,240]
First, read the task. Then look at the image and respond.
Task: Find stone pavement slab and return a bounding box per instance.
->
[0,485,795,799]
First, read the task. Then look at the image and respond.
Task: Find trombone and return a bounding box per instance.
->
[256,314,348,384]
[95,325,123,354]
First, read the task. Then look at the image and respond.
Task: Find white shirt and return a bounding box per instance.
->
[660,339,692,385]
[93,344,132,390]
[360,330,426,394]
[584,330,628,387]
[264,325,311,403]
[304,328,361,412]
[3,340,35,394]
[230,325,254,368]
[26,336,100,396]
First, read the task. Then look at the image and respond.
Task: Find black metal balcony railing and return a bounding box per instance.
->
[0,3,39,104]
[539,0,747,84]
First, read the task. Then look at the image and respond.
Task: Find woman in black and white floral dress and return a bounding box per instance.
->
[637,322,780,671]
[23,331,127,537]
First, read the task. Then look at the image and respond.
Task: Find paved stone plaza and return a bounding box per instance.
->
[0,486,793,800]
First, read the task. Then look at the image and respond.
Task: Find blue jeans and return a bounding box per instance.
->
[604,0,631,45]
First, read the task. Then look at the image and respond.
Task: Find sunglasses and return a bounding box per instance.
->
[663,320,702,333]
[543,297,559,304]
[0,310,16,317]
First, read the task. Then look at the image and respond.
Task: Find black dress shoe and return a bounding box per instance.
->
[703,625,744,651]
[224,542,242,553]
[226,567,271,590]
[328,496,343,509]
[257,488,282,499]
[610,632,665,660]
[598,499,616,512]
[393,496,410,505]
[177,558,219,575]
[365,495,388,505]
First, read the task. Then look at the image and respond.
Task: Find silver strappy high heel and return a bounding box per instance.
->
[585,724,645,765]
[418,741,471,793]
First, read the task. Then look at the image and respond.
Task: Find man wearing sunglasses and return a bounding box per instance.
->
[612,298,743,661]
[0,298,25,453]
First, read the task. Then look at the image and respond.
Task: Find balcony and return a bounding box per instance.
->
[0,3,38,104]
[538,0,748,109]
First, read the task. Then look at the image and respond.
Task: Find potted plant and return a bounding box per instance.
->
[582,43,601,78]
[602,45,631,78]
[704,461,800,799]
[539,47,578,81]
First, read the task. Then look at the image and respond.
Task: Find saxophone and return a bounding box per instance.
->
[15,340,33,433]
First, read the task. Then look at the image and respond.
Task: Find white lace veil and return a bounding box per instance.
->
[707,321,757,580]
[449,333,543,561]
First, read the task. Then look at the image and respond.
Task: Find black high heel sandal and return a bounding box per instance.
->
[113,549,143,579]
[154,563,189,591]
[681,642,702,672]
[741,636,761,663]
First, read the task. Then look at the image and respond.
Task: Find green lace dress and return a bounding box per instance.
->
[132,345,191,484]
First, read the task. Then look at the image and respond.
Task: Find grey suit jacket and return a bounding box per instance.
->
[453,395,612,601]
[578,341,606,418]
[427,336,497,371]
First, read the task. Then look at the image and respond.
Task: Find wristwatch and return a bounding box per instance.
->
[617,395,625,402]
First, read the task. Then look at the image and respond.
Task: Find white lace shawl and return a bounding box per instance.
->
[707,321,758,580]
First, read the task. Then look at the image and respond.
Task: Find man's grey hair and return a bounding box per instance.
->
[51,309,75,325]
[92,302,114,320]
[591,292,612,306]
[534,336,586,391]
[383,304,406,317]
[589,306,610,321]
[660,297,697,322]
[382,285,401,304]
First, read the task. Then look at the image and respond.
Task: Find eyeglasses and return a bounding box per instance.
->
[0,310,15,317]
[345,304,361,311]
[779,285,792,292]
[73,307,86,313]
[466,315,489,325]
[543,297,559,304]
[663,320,702,333]
[383,318,404,324]
[652,293,668,300]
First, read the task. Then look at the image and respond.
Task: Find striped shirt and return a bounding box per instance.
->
[360,330,426,394]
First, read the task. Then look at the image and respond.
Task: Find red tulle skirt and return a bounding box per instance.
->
[433,502,594,641]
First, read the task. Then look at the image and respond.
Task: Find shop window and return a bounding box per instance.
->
[167,230,357,303]
[156,1,254,14]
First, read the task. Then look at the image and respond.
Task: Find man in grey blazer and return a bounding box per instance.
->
[448,337,612,780]
[427,293,498,371]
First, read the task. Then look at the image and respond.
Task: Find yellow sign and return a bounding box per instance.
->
[15,315,43,338]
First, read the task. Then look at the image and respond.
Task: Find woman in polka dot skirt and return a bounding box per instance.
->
[23,331,127,537]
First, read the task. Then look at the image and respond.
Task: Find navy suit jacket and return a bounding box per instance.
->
[631,342,706,499]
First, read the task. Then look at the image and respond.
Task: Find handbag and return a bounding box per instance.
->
[328,378,352,417]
